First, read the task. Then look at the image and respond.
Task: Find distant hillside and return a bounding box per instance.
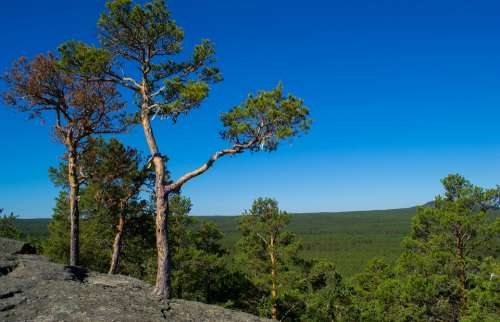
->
[203,207,416,276]
[15,207,417,277]
[14,218,51,239]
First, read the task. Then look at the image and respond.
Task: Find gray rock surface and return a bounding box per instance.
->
[0,238,272,322]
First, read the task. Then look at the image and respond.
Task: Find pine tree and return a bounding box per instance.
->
[45,138,153,274]
[2,52,127,266]
[237,198,303,320]
[353,174,500,322]
[0,209,23,240]
[52,0,312,297]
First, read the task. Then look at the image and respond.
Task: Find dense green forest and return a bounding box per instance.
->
[2,175,499,321]
[13,207,416,277]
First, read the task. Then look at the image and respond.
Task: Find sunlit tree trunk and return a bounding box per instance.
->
[269,236,278,320]
[67,145,80,266]
[109,213,126,274]
[141,111,172,298]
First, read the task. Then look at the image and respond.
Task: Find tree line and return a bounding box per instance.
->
[2,173,499,321]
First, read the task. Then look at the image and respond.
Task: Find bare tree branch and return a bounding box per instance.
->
[151,85,166,98]
[122,77,141,89]
[165,139,258,193]
[256,232,269,245]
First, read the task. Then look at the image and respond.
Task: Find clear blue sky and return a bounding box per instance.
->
[1,0,500,218]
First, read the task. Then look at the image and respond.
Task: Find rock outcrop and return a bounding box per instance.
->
[0,238,271,322]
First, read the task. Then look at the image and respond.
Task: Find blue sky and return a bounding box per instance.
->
[1,0,500,218]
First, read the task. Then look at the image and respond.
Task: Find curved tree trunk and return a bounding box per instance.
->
[141,113,172,298]
[153,192,171,298]
[68,148,80,266]
[109,214,126,274]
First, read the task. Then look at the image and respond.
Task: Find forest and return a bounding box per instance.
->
[0,1,499,321]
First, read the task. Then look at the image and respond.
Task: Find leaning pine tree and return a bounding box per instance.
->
[2,52,127,266]
[59,0,311,297]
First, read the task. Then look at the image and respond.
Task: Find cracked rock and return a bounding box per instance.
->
[0,238,272,322]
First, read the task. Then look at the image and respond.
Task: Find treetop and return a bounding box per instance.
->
[221,83,311,152]
[2,53,127,146]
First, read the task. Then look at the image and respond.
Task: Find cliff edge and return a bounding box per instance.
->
[0,238,271,322]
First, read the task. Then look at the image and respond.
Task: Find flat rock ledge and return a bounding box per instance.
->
[0,238,272,322]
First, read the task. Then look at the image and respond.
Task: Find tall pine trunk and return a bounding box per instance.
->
[153,189,171,298]
[269,237,278,320]
[109,213,126,274]
[68,147,80,266]
[141,113,172,298]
